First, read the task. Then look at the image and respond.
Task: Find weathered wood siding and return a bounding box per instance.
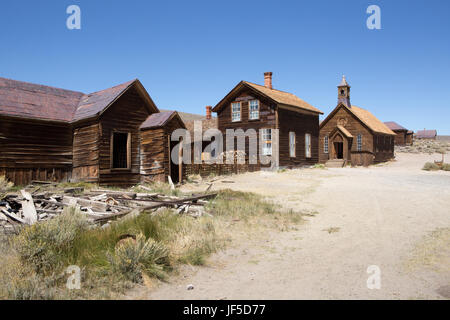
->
[216,89,276,166]
[0,116,72,185]
[72,122,100,182]
[373,134,395,163]
[393,130,407,146]
[140,127,165,182]
[278,108,319,167]
[97,86,152,186]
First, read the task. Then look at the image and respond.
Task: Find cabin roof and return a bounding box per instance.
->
[384,121,408,131]
[320,104,396,136]
[140,111,183,129]
[347,105,395,135]
[0,77,158,123]
[336,125,353,138]
[213,81,323,115]
[416,129,437,138]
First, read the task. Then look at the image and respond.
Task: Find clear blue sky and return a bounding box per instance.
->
[1,0,449,133]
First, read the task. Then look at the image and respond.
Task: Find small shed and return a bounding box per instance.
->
[140,111,186,183]
[384,121,413,146]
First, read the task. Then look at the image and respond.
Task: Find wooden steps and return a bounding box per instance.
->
[325,159,345,168]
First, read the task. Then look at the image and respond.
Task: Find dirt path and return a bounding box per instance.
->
[132,153,450,300]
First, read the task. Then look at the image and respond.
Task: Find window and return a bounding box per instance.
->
[357,134,362,151]
[262,129,272,156]
[324,136,329,154]
[231,102,241,122]
[305,133,311,158]
[289,132,296,157]
[249,100,260,120]
[111,132,130,169]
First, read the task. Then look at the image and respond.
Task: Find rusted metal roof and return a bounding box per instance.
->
[0,77,84,122]
[384,121,408,131]
[140,111,176,129]
[0,77,156,123]
[416,129,437,139]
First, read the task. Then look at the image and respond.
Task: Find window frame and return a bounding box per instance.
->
[110,131,131,170]
[357,134,362,151]
[231,102,241,122]
[261,128,272,156]
[305,133,312,158]
[324,135,329,154]
[289,131,296,157]
[248,99,260,120]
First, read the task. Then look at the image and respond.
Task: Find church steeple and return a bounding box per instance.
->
[337,75,351,108]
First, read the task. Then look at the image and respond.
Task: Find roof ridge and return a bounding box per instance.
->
[243,80,298,96]
[0,76,85,95]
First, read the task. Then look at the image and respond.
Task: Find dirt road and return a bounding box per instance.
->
[136,153,450,299]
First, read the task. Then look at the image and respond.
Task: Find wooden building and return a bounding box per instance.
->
[212,72,323,168]
[0,77,184,186]
[319,76,396,167]
[140,111,186,184]
[415,129,437,140]
[384,121,413,146]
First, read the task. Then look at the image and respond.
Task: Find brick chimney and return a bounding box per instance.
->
[206,105,212,120]
[264,72,273,89]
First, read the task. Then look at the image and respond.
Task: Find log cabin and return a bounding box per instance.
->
[212,72,323,168]
[384,121,413,146]
[0,77,184,186]
[319,76,396,167]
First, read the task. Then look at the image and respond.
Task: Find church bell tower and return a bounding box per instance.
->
[337,75,351,108]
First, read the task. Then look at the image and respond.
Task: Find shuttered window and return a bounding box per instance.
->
[249,100,260,120]
[231,102,241,122]
[289,132,296,157]
[324,136,329,153]
[305,133,311,158]
[357,134,362,151]
[262,129,272,156]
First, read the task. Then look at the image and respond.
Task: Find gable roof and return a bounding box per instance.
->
[320,103,396,136]
[384,121,408,131]
[0,77,84,122]
[140,111,185,130]
[213,81,323,115]
[0,77,158,123]
[335,125,353,138]
[416,129,437,139]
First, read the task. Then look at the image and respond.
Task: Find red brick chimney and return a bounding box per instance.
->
[264,72,273,89]
[206,105,212,120]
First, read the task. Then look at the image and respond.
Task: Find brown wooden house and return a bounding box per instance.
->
[319,76,396,167]
[0,77,184,186]
[140,111,186,184]
[384,121,413,146]
[212,72,323,168]
[415,129,437,140]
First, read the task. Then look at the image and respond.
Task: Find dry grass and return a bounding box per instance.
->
[404,228,450,274]
[0,187,304,300]
[396,140,450,155]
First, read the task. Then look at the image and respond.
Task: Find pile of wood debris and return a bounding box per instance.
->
[0,181,217,235]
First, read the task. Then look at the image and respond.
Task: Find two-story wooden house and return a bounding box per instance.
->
[212,72,323,168]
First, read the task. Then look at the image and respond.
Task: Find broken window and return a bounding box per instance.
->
[112,132,130,169]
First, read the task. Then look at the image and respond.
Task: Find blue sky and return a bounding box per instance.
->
[1,0,449,133]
